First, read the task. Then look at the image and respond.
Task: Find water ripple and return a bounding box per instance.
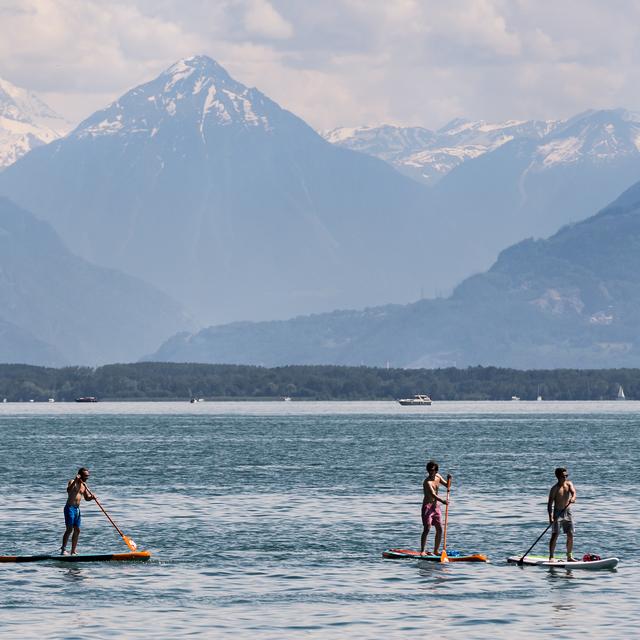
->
[0,402,638,638]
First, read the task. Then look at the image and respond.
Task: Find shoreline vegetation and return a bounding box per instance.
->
[0,362,636,402]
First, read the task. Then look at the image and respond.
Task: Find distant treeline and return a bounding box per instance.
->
[0,362,636,401]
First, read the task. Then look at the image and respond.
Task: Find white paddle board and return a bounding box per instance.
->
[507,555,618,570]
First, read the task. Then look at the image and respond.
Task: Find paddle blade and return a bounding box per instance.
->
[123,535,137,551]
[440,550,449,563]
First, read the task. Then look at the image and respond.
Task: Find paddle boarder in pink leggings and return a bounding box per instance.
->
[420,460,451,555]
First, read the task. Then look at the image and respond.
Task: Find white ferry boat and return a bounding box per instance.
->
[398,394,432,406]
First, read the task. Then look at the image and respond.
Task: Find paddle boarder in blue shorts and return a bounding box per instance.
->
[61,467,95,555]
[420,460,451,555]
[548,467,577,562]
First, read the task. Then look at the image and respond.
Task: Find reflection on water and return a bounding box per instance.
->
[0,403,638,638]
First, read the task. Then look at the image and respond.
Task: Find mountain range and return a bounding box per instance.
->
[325,118,556,185]
[0,197,190,365]
[0,77,68,169]
[148,179,640,369]
[0,56,433,324]
[327,110,640,292]
[4,58,640,327]
[4,56,640,368]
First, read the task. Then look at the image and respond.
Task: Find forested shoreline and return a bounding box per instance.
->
[0,362,636,401]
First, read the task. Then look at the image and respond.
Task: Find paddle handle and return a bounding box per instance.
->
[442,478,451,552]
[92,494,125,537]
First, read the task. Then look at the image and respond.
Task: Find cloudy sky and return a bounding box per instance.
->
[1,0,640,130]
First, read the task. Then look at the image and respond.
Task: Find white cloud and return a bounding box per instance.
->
[1,0,639,130]
[244,0,293,39]
[0,0,207,120]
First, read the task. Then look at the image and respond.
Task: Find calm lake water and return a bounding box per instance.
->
[0,401,638,638]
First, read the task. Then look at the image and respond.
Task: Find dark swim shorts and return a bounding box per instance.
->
[64,504,82,528]
[552,507,574,535]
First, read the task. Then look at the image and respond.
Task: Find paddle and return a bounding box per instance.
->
[516,501,572,565]
[91,494,138,552]
[440,477,452,563]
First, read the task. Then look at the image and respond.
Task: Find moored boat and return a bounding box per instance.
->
[398,394,432,406]
[75,396,98,403]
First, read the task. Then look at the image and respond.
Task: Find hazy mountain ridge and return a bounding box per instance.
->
[4,56,640,357]
[0,77,69,169]
[326,111,640,186]
[0,197,191,365]
[324,118,557,184]
[324,111,640,290]
[0,55,434,324]
[149,180,640,369]
[0,316,65,367]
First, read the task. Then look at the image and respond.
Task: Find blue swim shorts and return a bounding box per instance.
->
[64,504,82,528]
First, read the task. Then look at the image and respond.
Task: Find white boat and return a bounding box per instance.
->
[281,396,292,402]
[617,385,626,400]
[398,394,432,406]
[511,396,520,401]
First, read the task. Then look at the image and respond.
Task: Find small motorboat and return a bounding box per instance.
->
[398,394,432,406]
[75,397,98,403]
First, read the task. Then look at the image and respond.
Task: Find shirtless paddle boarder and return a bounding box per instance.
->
[420,460,451,555]
[61,467,95,555]
[548,467,577,561]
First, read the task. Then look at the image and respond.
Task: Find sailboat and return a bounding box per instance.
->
[536,385,543,402]
[617,385,626,400]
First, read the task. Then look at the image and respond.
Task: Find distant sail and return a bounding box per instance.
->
[617,385,626,400]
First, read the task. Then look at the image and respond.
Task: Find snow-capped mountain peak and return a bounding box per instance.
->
[0,77,69,169]
[163,55,232,92]
[534,109,640,168]
[0,77,63,125]
[325,118,556,184]
[323,124,436,164]
[325,111,640,184]
[74,55,278,141]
